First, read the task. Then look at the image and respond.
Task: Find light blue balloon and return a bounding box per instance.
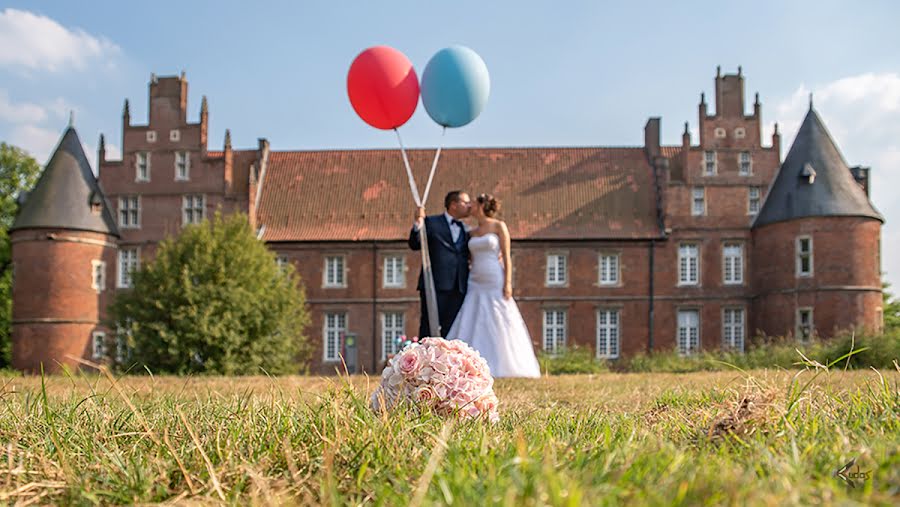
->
[421,46,490,128]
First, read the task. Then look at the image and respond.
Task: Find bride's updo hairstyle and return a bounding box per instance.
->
[477,193,500,218]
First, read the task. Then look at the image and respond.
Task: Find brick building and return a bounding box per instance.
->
[10,68,884,373]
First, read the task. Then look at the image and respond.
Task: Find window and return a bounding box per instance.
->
[734,127,746,139]
[91,260,106,292]
[275,256,289,273]
[546,254,567,286]
[748,187,761,215]
[543,310,567,354]
[677,310,700,355]
[596,309,620,358]
[135,152,150,182]
[678,244,699,285]
[714,127,726,139]
[796,236,813,277]
[381,312,405,360]
[739,151,752,175]
[118,196,140,228]
[92,331,106,361]
[722,243,743,285]
[599,253,619,286]
[117,248,139,288]
[323,312,347,362]
[175,151,190,180]
[692,187,706,216]
[324,256,346,288]
[169,129,181,142]
[383,255,405,288]
[796,308,813,342]
[146,131,157,143]
[722,308,745,351]
[703,151,717,176]
[182,195,205,225]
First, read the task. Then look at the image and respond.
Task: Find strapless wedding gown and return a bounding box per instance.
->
[445,233,541,378]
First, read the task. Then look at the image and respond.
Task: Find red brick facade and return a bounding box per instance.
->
[11,68,884,373]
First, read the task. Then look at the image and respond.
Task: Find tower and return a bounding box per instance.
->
[10,127,119,372]
[751,105,884,339]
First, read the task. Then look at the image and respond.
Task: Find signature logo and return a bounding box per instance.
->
[834,458,871,488]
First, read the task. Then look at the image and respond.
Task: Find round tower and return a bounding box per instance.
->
[751,106,883,339]
[10,126,119,373]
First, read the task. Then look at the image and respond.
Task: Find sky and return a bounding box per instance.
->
[1,0,899,288]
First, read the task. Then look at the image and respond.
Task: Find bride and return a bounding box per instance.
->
[445,194,541,378]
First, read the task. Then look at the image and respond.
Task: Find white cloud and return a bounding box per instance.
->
[0,90,47,124]
[0,8,120,73]
[8,123,61,163]
[764,73,900,288]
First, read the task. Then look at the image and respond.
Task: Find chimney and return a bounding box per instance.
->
[224,129,233,193]
[200,95,209,152]
[772,122,781,161]
[98,133,106,164]
[682,121,691,148]
[850,166,871,197]
[714,67,746,117]
[644,117,661,160]
[148,73,189,126]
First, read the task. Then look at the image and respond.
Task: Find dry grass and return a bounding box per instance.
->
[0,368,897,505]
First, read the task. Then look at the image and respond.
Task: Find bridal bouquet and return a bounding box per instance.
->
[371,337,500,423]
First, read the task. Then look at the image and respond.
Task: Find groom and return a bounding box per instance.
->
[408,190,472,338]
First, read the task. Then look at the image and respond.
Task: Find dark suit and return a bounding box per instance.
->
[408,214,469,337]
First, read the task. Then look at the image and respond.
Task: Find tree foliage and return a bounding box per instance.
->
[0,143,41,367]
[883,282,900,332]
[109,212,311,374]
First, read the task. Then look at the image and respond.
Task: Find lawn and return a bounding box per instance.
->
[0,367,897,505]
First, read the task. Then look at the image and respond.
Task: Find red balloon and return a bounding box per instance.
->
[347,46,419,130]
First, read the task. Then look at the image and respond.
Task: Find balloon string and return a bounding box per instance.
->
[394,128,422,208]
[421,126,446,207]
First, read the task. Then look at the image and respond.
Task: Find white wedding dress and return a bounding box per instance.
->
[445,233,541,378]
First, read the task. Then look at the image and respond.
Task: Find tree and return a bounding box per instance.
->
[108,212,311,374]
[0,143,41,367]
[883,282,900,332]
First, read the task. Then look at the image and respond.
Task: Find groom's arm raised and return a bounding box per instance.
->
[408,207,425,250]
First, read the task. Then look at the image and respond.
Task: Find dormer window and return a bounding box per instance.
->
[801,163,816,184]
[89,192,103,215]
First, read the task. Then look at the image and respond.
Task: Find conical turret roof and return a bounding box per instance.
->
[753,107,883,227]
[10,127,119,236]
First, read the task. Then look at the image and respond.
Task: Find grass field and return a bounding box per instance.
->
[0,366,897,505]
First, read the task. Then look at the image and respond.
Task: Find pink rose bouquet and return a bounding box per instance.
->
[370,337,500,423]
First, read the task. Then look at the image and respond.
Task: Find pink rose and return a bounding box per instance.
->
[415,386,437,404]
[397,350,421,378]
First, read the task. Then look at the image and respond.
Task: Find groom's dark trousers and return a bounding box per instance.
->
[409,215,469,338]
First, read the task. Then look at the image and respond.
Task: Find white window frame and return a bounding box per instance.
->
[275,256,289,273]
[92,331,106,361]
[146,131,157,143]
[739,151,752,176]
[324,255,347,288]
[546,253,567,287]
[691,187,706,216]
[91,260,106,292]
[596,309,620,359]
[175,151,190,181]
[135,152,150,182]
[323,312,347,362]
[796,236,813,277]
[542,309,567,355]
[703,150,717,175]
[722,307,745,352]
[677,309,700,355]
[748,187,761,215]
[118,195,140,229]
[796,307,814,342]
[182,194,205,225]
[115,322,132,364]
[383,255,405,288]
[598,253,620,286]
[722,243,744,285]
[117,248,139,288]
[678,243,700,286]
[169,129,181,142]
[381,312,405,360]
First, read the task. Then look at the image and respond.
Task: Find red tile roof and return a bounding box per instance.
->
[257,147,661,242]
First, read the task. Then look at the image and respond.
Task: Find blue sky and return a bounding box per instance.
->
[1,1,899,286]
